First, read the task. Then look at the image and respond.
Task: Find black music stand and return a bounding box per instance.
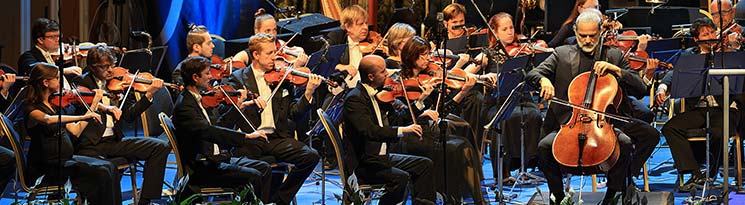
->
[446,36,469,54]
[118,49,153,73]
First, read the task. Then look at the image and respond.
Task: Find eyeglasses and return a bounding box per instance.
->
[44,34,61,39]
[711,8,732,17]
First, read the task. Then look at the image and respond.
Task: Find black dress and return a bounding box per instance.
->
[25,103,121,205]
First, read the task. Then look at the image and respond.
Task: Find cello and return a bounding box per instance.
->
[551,31,623,174]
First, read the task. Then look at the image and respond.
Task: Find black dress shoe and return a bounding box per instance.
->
[678,174,706,192]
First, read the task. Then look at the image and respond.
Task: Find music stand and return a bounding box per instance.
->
[446,36,469,54]
[118,49,153,73]
[149,46,168,77]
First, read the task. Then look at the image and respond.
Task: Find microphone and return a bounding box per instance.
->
[310,35,329,46]
[604,8,628,14]
[452,24,467,30]
[130,31,152,54]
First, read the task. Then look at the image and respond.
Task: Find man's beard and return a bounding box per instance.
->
[580,42,596,53]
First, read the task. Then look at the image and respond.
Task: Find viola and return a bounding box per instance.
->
[553,32,621,174]
[49,86,112,108]
[625,51,673,71]
[107,67,180,92]
[200,85,257,108]
[375,77,424,103]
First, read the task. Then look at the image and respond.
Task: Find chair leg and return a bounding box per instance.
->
[592,174,597,192]
[643,163,650,192]
[129,163,139,205]
[736,134,742,189]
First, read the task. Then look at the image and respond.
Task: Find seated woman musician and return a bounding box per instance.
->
[232,8,309,70]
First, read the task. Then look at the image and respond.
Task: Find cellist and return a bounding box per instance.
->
[525,9,648,204]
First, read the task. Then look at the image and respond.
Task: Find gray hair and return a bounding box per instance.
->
[574,8,603,30]
[386,23,417,57]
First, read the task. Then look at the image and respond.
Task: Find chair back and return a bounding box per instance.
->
[0,113,31,191]
[317,109,349,187]
[158,112,183,179]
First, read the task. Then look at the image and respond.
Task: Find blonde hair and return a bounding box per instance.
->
[443,3,466,21]
[340,5,368,31]
[254,8,275,32]
[248,33,275,57]
[488,12,513,47]
[386,23,416,57]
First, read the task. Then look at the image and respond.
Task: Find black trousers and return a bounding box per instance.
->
[355,154,436,205]
[537,128,633,201]
[77,136,171,200]
[0,146,15,192]
[615,118,660,178]
[661,107,740,176]
[487,102,542,178]
[32,155,122,205]
[233,136,320,204]
[186,157,271,202]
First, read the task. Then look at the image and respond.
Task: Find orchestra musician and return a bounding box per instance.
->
[343,54,435,205]
[69,45,170,205]
[388,36,484,204]
[655,17,741,192]
[172,56,271,202]
[24,62,120,204]
[232,9,309,68]
[709,0,743,50]
[526,10,647,204]
[0,71,17,197]
[18,18,83,89]
[223,33,322,205]
[326,5,368,87]
[171,25,215,86]
[482,12,544,182]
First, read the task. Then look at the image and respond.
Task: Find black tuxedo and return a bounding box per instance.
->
[173,89,271,200]
[326,30,351,66]
[17,47,47,76]
[69,72,171,201]
[343,82,435,205]
[525,44,648,200]
[222,66,319,204]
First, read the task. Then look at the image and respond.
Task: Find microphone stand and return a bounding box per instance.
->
[434,11,452,204]
[55,0,65,199]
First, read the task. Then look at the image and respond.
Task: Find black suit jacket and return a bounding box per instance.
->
[17,48,46,76]
[526,44,647,132]
[223,66,310,139]
[70,72,153,145]
[326,30,351,66]
[173,90,249,168]
[343,82,410,171]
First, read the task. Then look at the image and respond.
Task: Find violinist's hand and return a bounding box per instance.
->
[479,73,498,87]
[637,34,651,51]
[237,89,249,103]
[108,107,122,121]
[335,64,358,77]
[304,73,323,100]
[145,78,164,100]
[63,66,83,76]
[539,77,555,101]
[461,75,477,93]
[419,109,439,121]
[655,88,668,106]
[401,124,423,138]
[727,32,742,49]
[84,110,102,123]
[454,54,470,69]
[1,73,16,97]
[645,58,660,78]
[418,81,436,101]
[251,98,268,110]
[594,61,622,77]
[293,53,310,68]
[245,130,268,142]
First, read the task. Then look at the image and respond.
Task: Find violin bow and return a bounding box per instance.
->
[369,29,391,56]
[70,83,104,125]
[118,69,140,111]
[217,85,259,132]
[398,76,418,126]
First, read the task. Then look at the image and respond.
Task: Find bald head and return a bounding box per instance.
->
[710,0,735,27]
[359,55,387,87]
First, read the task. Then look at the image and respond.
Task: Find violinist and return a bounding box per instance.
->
[232,8,309,68]
[0,71,18,111]
[69,45,170,205]
[172,24,215,86]
[709,0,743,50]
[172,56,271,202]
[442,3,467,40]
[384,23,417,72]
[24,62,121,204]
[18,18,83,88]
[547,0,599,47]
[482,12,544,183]
[655,17,741,192]
[223,33,322,205]
[526,10,649,204]
[389,36,485,204]
[326,5,368,87]
[343,55,435,205]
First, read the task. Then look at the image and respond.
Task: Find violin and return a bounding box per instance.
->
[210,55,243,79]
[200,85,258,108]
[604,30,660,53]
[504,34,552,57]
[423,62,494,89]
[430,49,483,66]
[375,77,423,103]
[552,31,621,174]
[625,51,673,71]
[51,42,124,65]
[0,70,29,84]
[49,86,112,108]
[359,31,389,56]
[275,39,306,64]
[107,67,180,92]
[268,58,340,87]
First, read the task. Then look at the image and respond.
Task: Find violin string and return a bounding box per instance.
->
[118,69,139,110]
[70,83,103,125]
